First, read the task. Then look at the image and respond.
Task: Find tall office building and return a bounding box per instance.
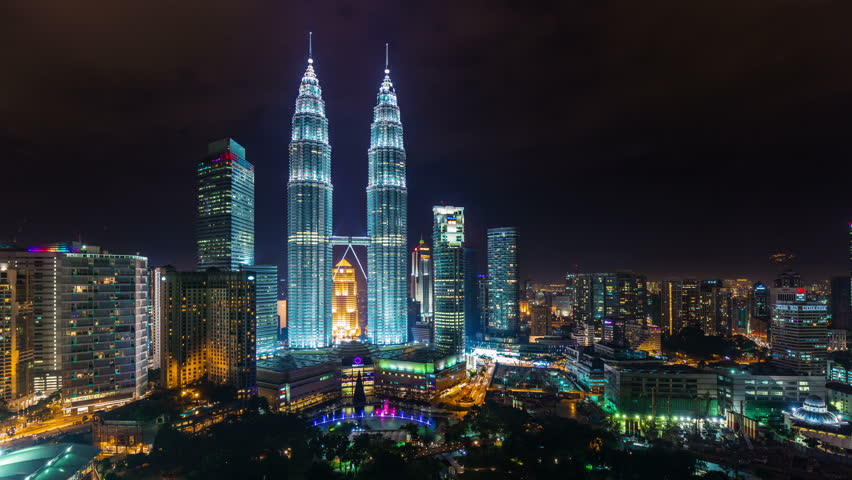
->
[367,59,408,346]
[0,243,149,408]
[0,264,33,403]
[332,259,360,342]
[287,51,334,349]
[250,265,279,358]
[770,287,829,375]
[148,267,166,371]
[160,269,256,396]
[486,227,520,335]
[661,279,701,333]
[196,139,254,270]
[433,206,465,354]
[463,248,481,339]
[574,272,647,326]
[410,240,434,322]
[698,280,733,336]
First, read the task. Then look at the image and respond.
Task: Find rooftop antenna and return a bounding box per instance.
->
[308,32,313,64]
[385,43,389,74]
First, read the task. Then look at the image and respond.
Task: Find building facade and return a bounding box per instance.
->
[0,244,149,410]
[250,265,279,358]
[287,54,334,349]
[0,264,33,403]
[196,138,254,270]
[770,288,829,375]
[160,269,256,397]
[433,207,466,354]
[410,240,434,322]
[332,259,360,342]
[367,64,408,346]
[486,227,519,335]
[575,272,647,327]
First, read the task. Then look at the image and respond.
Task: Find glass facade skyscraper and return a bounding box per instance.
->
[248,265,279,358]
[433,206,465,354]
[367,65,408,346]
[287,55,333,349]
[196,139,254,270]
[486,227,519,334]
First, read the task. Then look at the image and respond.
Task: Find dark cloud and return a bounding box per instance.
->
[1,0,850,283]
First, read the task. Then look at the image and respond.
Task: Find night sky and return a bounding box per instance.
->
[3,1,851,284]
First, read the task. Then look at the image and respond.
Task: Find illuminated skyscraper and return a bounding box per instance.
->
[433,206,465,354]
[160,268,256,396]
[249,265,279,358]
[410,240,434,322]
[0,243,149,404]
[332,259,360,342]
[196,138,254,270]
[770,287,829,375]
[486,227,519,334]
[575,272,648,327]
[367,52,408,345]
[287,46,333,349]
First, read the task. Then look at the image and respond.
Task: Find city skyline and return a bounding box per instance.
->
[3,3,852,285]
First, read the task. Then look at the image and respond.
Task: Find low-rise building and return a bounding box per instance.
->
[604,365,718,417]
[827,382,852,419]
[93,400,168,455]
[373,350,465,402]
[828,352,852,385]
[256,355,340,413]
[715,363,825,417]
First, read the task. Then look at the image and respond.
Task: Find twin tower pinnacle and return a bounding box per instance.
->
[287,36,407,349]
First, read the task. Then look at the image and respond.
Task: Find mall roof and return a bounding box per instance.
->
[0,443,100,480]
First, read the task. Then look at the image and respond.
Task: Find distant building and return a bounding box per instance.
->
[770,287,829,375]
[698,280,733,336]
[410,240,434,322]
[331,259,360,343]
[0,243,149,411]
[529,304,552,337]
[574,272,647,326]
[828,353,852,385]
[433,206,465,355]
[624,324,662,355]
[196,138,254,270]
[661,279,700,334]
[160,269,256,397]
[486,227,520,336]
[831,276,851,331]
[148,267,166,371]
[463,248,481,339]
[277,300,287,330]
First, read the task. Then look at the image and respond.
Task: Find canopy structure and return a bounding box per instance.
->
[0,443,99,480]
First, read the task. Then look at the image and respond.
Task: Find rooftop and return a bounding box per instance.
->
[258,354,338,373]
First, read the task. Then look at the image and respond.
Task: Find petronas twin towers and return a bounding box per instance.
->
[287,43,407,349]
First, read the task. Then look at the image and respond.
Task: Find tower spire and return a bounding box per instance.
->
[308,31,313,64]
[385,43,389,74]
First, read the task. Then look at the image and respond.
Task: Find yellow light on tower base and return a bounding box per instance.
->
[332,259,359,342]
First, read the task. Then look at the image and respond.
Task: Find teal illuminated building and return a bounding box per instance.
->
[196,138,278,358]
[487,227,519,334]
[367,55,408,346]
[433,206,465,354]
[196,139,254,270]
[287,50,333,349]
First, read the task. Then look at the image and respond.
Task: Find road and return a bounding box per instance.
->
[441,361,496,408]
[0,414,90,448]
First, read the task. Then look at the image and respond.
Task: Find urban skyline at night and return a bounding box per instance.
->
[2,4,852,478]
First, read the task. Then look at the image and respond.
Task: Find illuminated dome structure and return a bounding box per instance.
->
[791,395,841,426]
